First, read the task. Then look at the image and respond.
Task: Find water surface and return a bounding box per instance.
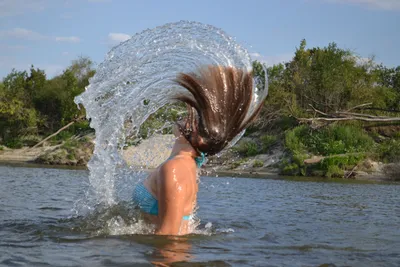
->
[0,165,399,266]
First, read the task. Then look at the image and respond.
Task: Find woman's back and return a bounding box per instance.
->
[142,154,198,235]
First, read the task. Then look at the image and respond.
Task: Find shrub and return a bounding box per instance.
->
[20,135,41,147]
[326,165,344,178]
[284,125,308,155]
[253,160,264,168]
[4,139,23,149]
[233,140,260,157]
[281,163,300,176]
[306,125,374,155]
[376,139,400,163]
[245,141,259,157]
[260,134,277,152]
[285,124,374,156]
[230,158,247,169]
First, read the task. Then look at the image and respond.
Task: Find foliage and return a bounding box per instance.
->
[283,124,371,177]
[234,140,259,157]
[307,125,374,155]
[1,40,399,177]
[253,160,264,168]
[325,165,344,179]
[0,58,95,146]
[376,139,400,163]
[251,40,400,133]
[230,158,248,169]
[284,125,308,155]
[260,134,278,152]
[285,124,374,156]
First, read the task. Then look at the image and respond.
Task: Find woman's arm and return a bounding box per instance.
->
[155,161,186,235]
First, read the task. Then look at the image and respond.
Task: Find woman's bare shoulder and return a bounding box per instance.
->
[158,157,195,182]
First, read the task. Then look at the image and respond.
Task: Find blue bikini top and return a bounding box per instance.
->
[133,183,191,220]
[132,152,205,220]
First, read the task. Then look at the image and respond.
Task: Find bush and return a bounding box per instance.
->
[285,124,374,156]
[260,134,277,152]
[230,158,247,169]
[62,139,80,150]
[253,160,264,168]
[325,165,344,178]
[306,125,374,155]
[284,125,308,155]
[233,140,259,157]
[317,154,365,178]
[245,141,259,157]
[376,139,400,163]
[4,139,23,149]
[281,162,300,176]
[283,124,371,178]
[20,135,41,147]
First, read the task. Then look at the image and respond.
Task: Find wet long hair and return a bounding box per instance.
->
[174,65,265,156]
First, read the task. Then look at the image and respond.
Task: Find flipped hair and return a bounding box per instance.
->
[174,65,265,156]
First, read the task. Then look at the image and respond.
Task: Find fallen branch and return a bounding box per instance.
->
[335,111,389,119]
[31,116,85,149]
[346,103,372,112]
[345,164,359,179]
[299,103,400,123]
[299,117,400,122]
[307,104,330,117]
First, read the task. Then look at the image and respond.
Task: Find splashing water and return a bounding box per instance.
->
[74,21,268,214]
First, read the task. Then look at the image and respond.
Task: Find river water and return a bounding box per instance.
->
[0,165,399,266]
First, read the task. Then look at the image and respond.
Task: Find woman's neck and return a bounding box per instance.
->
[169,136,198,159]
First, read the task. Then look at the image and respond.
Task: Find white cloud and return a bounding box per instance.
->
[0,28,81,43]
[250,52,292,66]
[326,0,400,10]
[55,36,80,43]
[0,28,45,40]
[108,32,131,44]
[0,0,47,17]
[0,44,26,51]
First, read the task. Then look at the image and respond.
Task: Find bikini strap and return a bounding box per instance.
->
[194,152,206,168]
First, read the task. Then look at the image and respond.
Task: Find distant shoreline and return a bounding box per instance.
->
[0,158,395,183]
[0,158,278,178]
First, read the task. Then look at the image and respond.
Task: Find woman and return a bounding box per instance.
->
[133,65,265,235]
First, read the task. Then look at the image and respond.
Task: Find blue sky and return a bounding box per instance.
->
[0,0,399,79]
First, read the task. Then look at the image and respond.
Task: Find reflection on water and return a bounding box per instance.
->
[1,165,400,266]
[145,236,193,266]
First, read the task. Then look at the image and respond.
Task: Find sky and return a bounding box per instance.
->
[0,0,399,79]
